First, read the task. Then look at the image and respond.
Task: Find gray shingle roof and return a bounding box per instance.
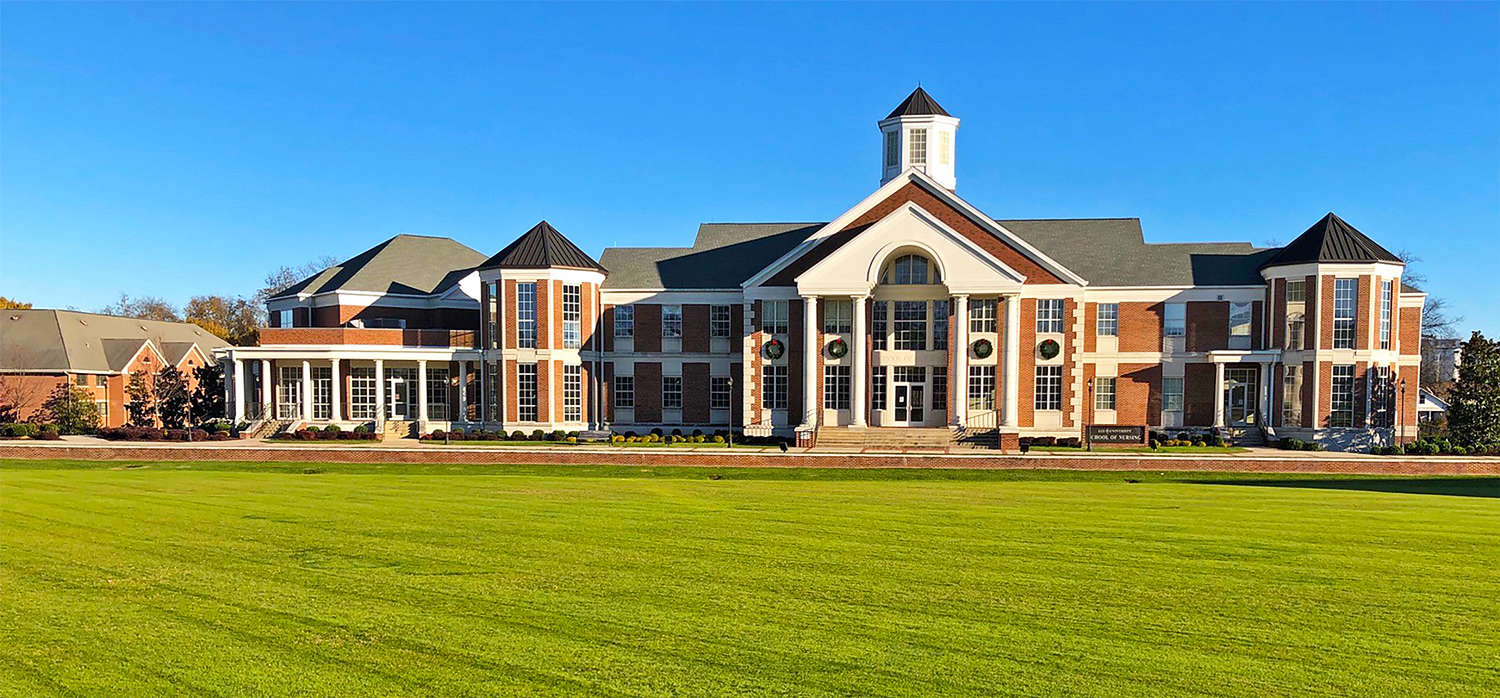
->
[1261,213,1402,268]
[272,234,487,299]
[886,87,951,119]
[479,221,607,273]
[997,219,1275,286]
[600,223,821,289]
[0,310,228,374]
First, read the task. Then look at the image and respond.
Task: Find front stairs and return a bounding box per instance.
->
[814,426,954,452]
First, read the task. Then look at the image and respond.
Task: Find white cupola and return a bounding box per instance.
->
[878,87,960,191]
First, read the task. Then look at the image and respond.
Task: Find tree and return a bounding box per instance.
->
[100,294,181,322]
[0,296,32,310]
[255,255,339,306]
[41,384,100,434]
[1397,249,1461,339]
[184,295,261,346]
[126,371,156,427]
[1447,332,1500,449]
[191,363,225,425]
[0,344,49,423]
[154,365,191,429]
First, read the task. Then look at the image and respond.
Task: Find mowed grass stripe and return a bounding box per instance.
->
[3,467,1497,696]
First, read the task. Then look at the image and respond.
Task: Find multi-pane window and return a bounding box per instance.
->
[893,366,927,384]
[711,376,732,410]
[893,301,928,350]
[614,305,634,338]
[888,255,931,285]
[970,298,997,333]
[823,365,851,410]
[938,130,951,165]
[1369,366,1392,428]
[932,300,949,351]
[968,366,996,411]
[1097,303,1118,336]
[563,285,582,348]
[884,130,899,169]
[517,282,537,349]
[486,281,498,349]
[350,367,377,419]
[614,376,634,409]
[931,367,947,409]
[662,305,683,338]
[518,364,538,422]
[1285,280,1306,350]
[1034,365,1063,411]
[564,365,582,421]
[426,367,450,421]
[1164,303,1186,337]
[711,305,732,338]
[1229,302,1252,350]
[909,129,927,166]
[1282,366,1303,426]
[1163,377,1184,412]
[872,301,888,350]
[1286,280,1306,303]
[762,365,788,410]
[1286,314,1305,351]
[1094,377,1116,411]
[1333,279,1357,349]
[1037,299,1065,334]
[762,300,789,335]
[662,376,683,409]
[96,374,108,387]
[823,300,852,334]
[312,366,332,420]
[1380,281,1393,350]
[74,374,88,386]
[1330,364,1355,427]
[872,367,887,410]
[277,309,294,328]
[486,362,499,422]
[277,366,302,419]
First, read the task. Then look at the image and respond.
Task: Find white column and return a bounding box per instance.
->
[330,359,342,422]
[1213,361,1227,427]
[458,362,469,424]
[801,295,819,428]
[1002,294,1020,428]
[417,359,429,423]
[952,294,969,427]
[232,358,245,423]
[1261,361,1273,426]
[851,295,868,427]
[260,359,272,419]
[301,360,313,421]
[374,359,386,425]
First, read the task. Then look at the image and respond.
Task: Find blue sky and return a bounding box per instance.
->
[3,2,1497,334]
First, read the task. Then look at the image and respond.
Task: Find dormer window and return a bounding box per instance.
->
[909,129,927,166]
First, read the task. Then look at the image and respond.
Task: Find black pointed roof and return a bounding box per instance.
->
[479,221,607,273]
[1261,213,1402,269]
[885,87,951,119]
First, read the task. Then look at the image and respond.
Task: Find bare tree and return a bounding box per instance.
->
[0,344,52,422]
[1397,249,1460,339]
[99,294,182,322]
[255,255,340,305]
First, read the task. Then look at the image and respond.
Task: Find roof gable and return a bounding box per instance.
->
[273,235,488,299]
[1262,213,1402,268]
[480,221,607,273]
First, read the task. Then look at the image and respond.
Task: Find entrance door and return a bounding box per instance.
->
[1225,367,1258,425]
[892,385,926,426]
[387,368,417,420]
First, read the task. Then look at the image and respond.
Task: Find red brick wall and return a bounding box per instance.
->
[504,361,518,424]
[635,304,662,353]
[731,362,744,425]
[1186,302,1228,352]
[1301,360,1315,429]
[1317,361,1333,428]
[1319,276,1336,350]
[1062,299,1078,428]
[581,283,597,351]
[1118,363,1161,426]
[1251,301,1264,350]
[730,304,744,342]
[602,305,615,352]
[635,362,662,423]
[1084,303,1098,353]
[504,280,518,350]
[1118,302,1163,353]
[1356,275,1373,351]
[1019,299,1036,428]
[602,362,615,423]
[683,305,710,353]
[1399,306,1421,355]
[683,362,711,424]
[1270,279,1286,349]
[1183,363,1215,426]
[788,300,805,421]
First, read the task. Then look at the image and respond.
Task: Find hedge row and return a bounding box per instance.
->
[0,423,60,440]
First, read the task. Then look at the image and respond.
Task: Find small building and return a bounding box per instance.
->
[1417,389,1449,424]
[0,309,228,427]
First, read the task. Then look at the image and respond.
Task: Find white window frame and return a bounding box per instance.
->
[762,301,789,335]
[938,130,951,165]
[350,367,377,419]
[932,300,948,351]
[518,364,538,422]
[1094,376,1116,411]
[1163,377,1184,413]
[614,375,634,409]
[763,365,788,410]
[1229,302,1252,350]
[884,130,899,169]
[968,366,996,411]
[1096,303,1118,337]
[823,300,852,334]
[1163,303,1186,337]
[1034,365,1062,411]
[564,365,582,421]
[1379,281,1392,350]
[710,376,732,410]
[614,305,634,338]
[872,366,887,410]
[1282,366,1303,425]
[970,298,997,333]
[931,366,947,409]
[823,365,850,410]
[909,129,927,166]
[710,305,732,338]
[1333,279,1357,349]
[662,375,683,409]
[663,305,683,339]
[426,367,449,421]
[1330,364,1355,427]
[563,284,582,349]
[893,301,928,351]
[872,301,888,350]
[517,283,537,349]
[1037,299,1065,334]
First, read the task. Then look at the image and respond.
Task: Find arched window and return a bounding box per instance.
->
[882,254,939,285]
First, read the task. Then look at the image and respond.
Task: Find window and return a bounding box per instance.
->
[1034,365,1063,411]
[1333,279,1357,349]
[96,374,108,387]
[1163,377,1184,412]
[1286,280,1305,303]
[932,367,947,408]
[614,376,634,409]
[485,362,499,422]
[938,130,951,165]
[518,364,538,421]
[762,365,788,410]
[1369,366,1392,428]
[1097,303,1118,337]
[486,281,498,349]
[1380,281,1392,350]
[312,366,332,420]
[970,298,997,333]
[564,365,582,421]
[277,365,302,419]
[1037,299,1065,334]
[711,376,732,410]
[909,129,927,166]
[1229,302,1252,350]
[277,309,293,328]
[1164,303,1186,337]
[884,130,899,169]
[517,283,537,349]
[1094,377,1116,411]
[350,367,377,419]
[887,254,931,285]
[1284,280,1306,350]
[711,305,732,338]
[426,367,449,421]
[932,300,949,351]
[74,374,88,386]
[968,366,996,411]
[662,305,682,338]
[563,285,582,348]
[614,305,634,338]
[893,301,928,350]
[872,301,888,350]
[1282,366,1303,426]
[823,300,852,334]
[823,365,850,409]
[762,300,789,335]
[893,366,926,384]
[1330,364,1355,427]
[872,367,887,410]
[141,354,152,364]
[96,400,108,425]
[662,375,683,409]
[1286,313,1305,351]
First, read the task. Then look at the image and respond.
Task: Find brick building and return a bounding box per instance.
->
[222,89,1425,450]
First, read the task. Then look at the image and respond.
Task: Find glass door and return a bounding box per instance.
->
[891,382,926,425]
[387,368,417,420]
[1225,368,1258,425]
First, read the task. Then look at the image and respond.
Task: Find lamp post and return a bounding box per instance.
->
[1085,377,1094,452]
[1398,377,1407,447]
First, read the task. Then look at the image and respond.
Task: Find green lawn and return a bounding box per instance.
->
[2,461,1496,697]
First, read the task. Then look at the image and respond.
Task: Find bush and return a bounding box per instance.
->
[190,429,210,441]
[1452,446,1467,456]
[566,436,577,443]
[713,435,724,444]
[353,424,369,434]
[611,435,624,444]
[567,431,580,439]
[551,430,566,441]
[322,424,341,435]
[0,423,38,438]
[35,425,61,440]
[650,428,664,438]
[1033,436,1056,447]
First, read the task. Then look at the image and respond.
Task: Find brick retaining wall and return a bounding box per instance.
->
[2,444,1497,476]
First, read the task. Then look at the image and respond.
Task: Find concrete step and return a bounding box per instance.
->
[814,427,954,451]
